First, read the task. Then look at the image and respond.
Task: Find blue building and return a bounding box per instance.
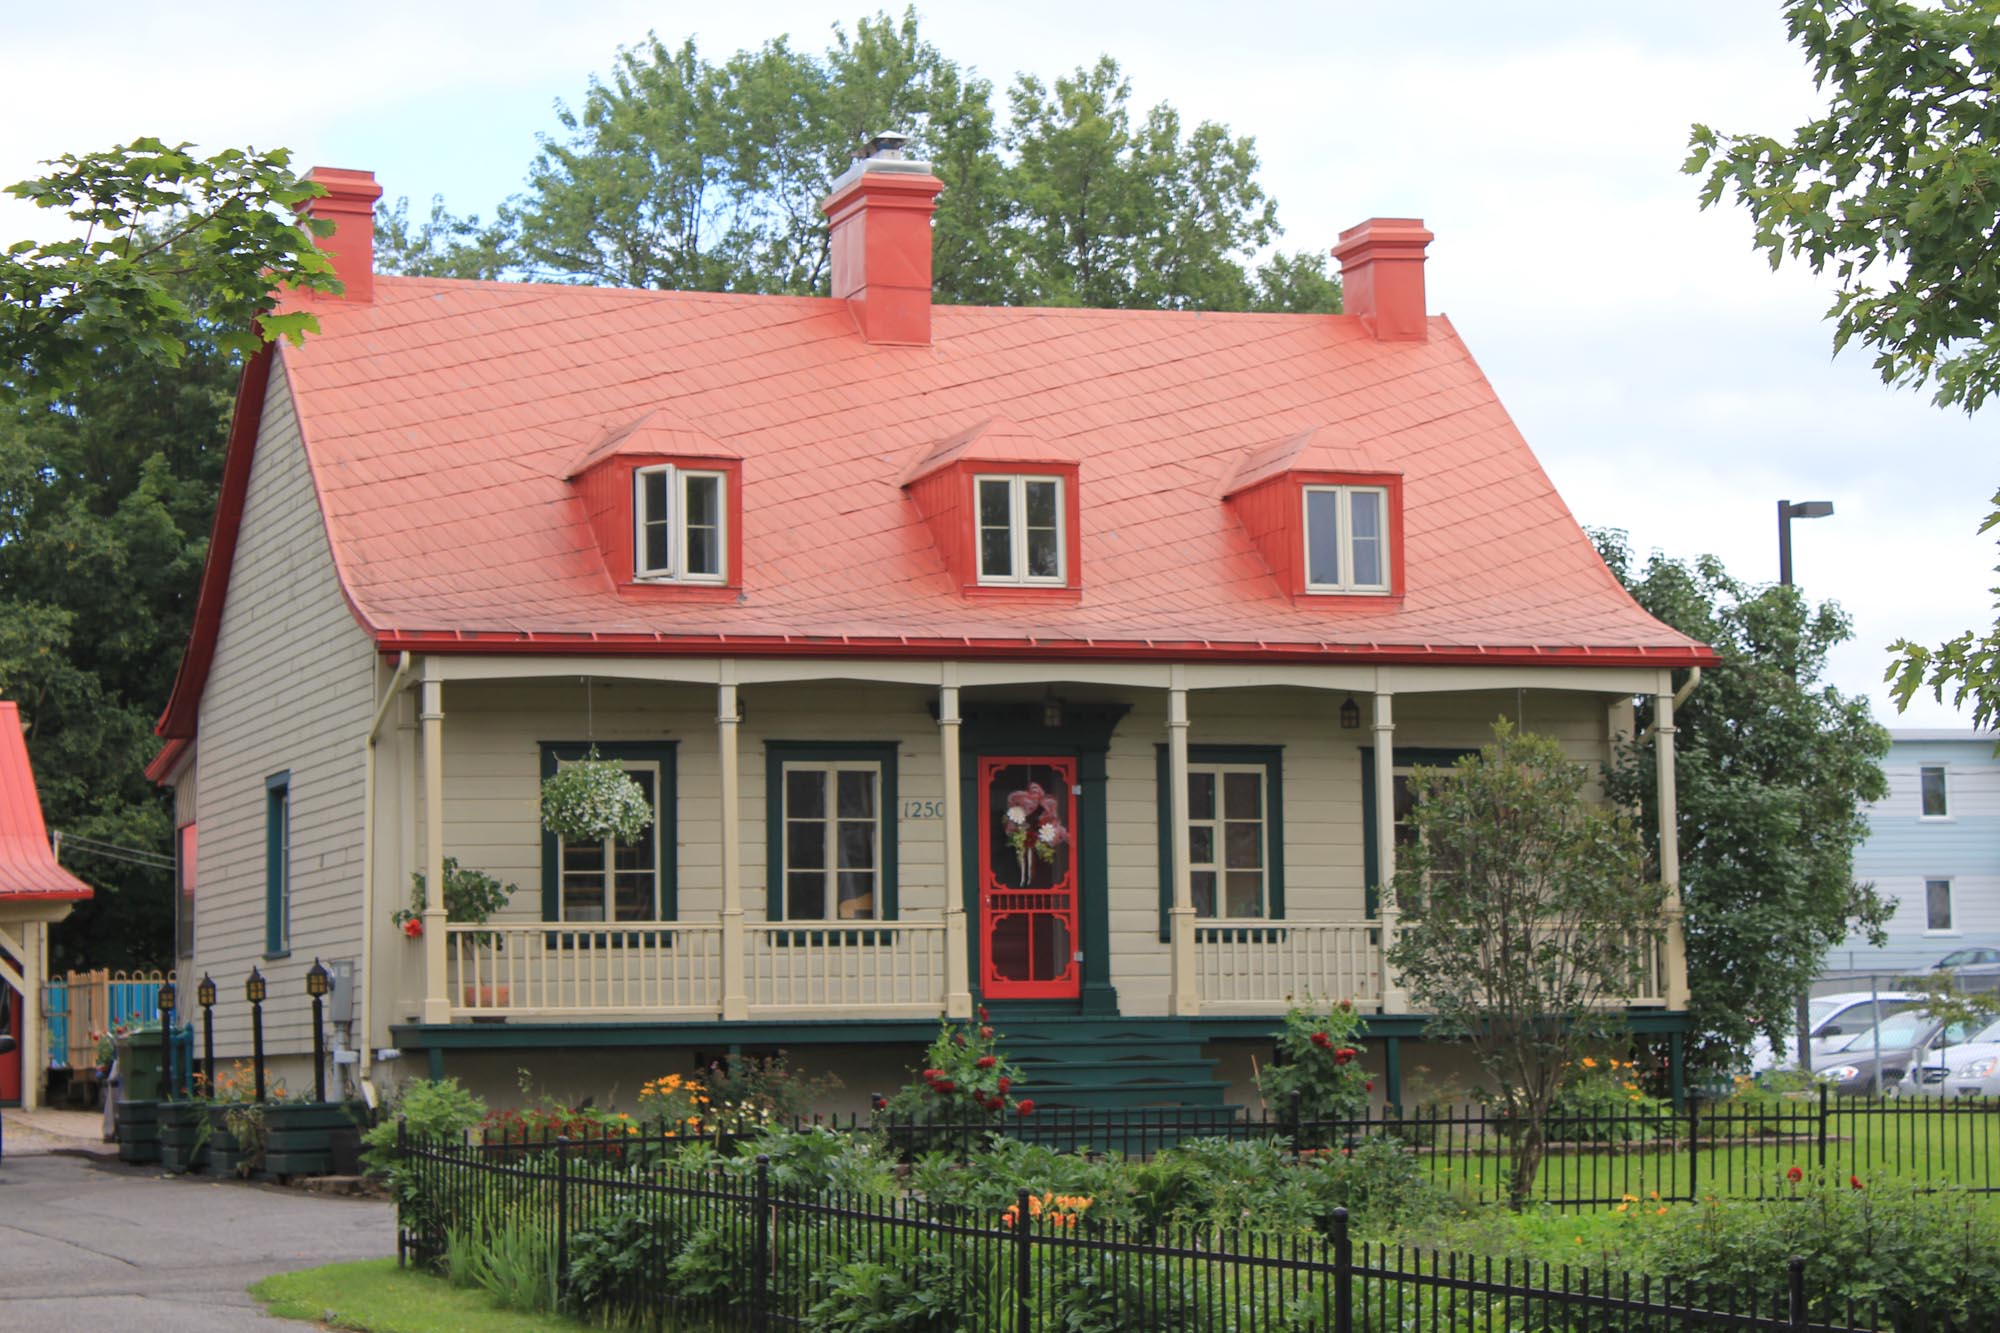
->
[1835,730,2000,974]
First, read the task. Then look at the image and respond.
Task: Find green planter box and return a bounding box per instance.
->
[157,1101,208,1173]
[206,1105,250,1176]
[115,1099,161,1165]
[115,1028,166,1103]
[263,1101,362,1179]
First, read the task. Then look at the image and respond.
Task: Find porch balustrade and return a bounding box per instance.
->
[745,921,948,1014]
[1193,921,1384,1012]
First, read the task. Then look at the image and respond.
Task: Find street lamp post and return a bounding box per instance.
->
[156,981,177,1099]
[306,959,331,1104]
[196,974,217,1096]
[245,967,267,1102]
[1777,498,1835,1075]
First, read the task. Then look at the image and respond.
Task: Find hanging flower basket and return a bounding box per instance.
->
[540,751,651,844]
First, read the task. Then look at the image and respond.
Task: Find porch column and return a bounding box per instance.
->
[1167,669,1199,1016]
[938,677,972,1019]
[1654,688,1690,1010]
[718,676,748,1021]
[420,677,450,1024]
[1373,692,1409,1012]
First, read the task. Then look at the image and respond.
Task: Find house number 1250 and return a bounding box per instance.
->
[900,800,943,819]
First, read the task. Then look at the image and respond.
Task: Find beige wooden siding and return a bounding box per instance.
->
[172,760,198,827]
[192,356,377,1057]
[410,678,1615,1021]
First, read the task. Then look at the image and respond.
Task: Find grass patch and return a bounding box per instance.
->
[251,1258,585,1333]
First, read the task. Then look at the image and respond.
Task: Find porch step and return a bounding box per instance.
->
[985,1016,1235,1112]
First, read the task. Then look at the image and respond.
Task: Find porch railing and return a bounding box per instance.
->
[446,923,723,1018]
[1194,921,1383,1011]
[745,921,948,1015]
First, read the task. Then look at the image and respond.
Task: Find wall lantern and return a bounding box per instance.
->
[1042,697,1064,729]
[1339,696,1361,730]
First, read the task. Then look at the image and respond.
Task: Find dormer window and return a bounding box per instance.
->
[634,465,726,583]
[1303,484,1390,595]
[976,474,1065,585]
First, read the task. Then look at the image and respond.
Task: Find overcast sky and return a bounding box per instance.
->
[3,2,1991,727]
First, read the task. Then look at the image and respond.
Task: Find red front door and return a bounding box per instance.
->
[978,757,1080,999]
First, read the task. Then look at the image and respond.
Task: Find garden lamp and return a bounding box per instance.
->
[157,981,178,1098]
[306,958,330,1102]
[246,966,267,1101]
[196,973,217,1097]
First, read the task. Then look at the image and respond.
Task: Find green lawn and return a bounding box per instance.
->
[252,1259,583,1333]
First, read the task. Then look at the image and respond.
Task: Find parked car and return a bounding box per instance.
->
[1900,1016,2000,1097]
[1930,947,2000,993]
[1748,992,1921,1072]
[1815,1010,1985,1096]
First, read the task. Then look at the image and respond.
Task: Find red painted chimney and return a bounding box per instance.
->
[301,167,384,304]
[820,134,945,346]
[1332,217,1433,342]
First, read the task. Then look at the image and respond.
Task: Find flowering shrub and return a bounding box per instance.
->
[699,1049,841,1122]
[540,751,652,844]
[883,1010,1030,1119]
[637,1072,709,1131]
[1545,1056,1670,1142]
[199,1058,281,1104]
[392,856,516,938]
[1256,1000,1371,1125]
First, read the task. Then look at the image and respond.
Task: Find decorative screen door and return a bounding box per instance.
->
[978,756,1080,999]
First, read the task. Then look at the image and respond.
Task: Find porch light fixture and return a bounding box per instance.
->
[1340,696,1361,730]
[1042,697,1064,729]
[305,957,332,998]
[244,967,267,1005]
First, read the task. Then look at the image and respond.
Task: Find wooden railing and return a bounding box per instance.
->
[745,921,948,1015]
[446,923,723,1018]
[1194,922,1383,1012]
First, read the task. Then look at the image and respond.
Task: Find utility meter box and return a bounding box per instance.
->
[327,958,357,1025]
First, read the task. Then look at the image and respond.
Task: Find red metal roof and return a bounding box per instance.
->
[0,702,93,901]
[153,277,1714,745]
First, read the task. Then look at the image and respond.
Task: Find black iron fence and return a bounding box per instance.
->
[395,1125,1969,1331]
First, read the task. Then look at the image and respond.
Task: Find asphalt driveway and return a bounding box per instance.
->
[0,1139,394,1331]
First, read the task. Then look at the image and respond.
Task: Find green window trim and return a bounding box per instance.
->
[538,741,679,924]
[1155,745,1285,941]
[764,741,900,922]
[264,771,290,958]
[1359,746,1473,916]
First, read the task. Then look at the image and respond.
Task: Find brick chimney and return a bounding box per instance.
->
[820,134,946,346]
[1331,217,1433,342]
[301,167,384,304]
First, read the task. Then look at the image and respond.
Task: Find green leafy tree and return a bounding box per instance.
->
[1685,0,2000,414]
[1594,532,1892,1079]
[3,139,335,403]
[1385,721,1664,1208]
[1885,491,2000,743]
[372,195,506,281]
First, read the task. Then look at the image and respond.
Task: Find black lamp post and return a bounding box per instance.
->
[1776,499,1834,587]
[196,974,217,1097]
[156,980,178,1099]
[306,958,331,1104]
[245,967,267,1102]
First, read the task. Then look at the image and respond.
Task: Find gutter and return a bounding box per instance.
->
[1641,665,1702,742]
[358,651,413,1094]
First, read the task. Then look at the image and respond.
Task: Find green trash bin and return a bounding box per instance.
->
[116,1027,166,1103]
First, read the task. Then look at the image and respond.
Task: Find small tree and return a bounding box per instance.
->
[1386,721,1665,1207]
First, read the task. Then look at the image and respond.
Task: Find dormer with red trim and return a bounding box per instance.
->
[568,412,744,600]
[1224,427,1405,603]
[903,417,1082,600]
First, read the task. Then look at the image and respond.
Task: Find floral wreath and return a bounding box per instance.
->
[1002,778,1070,885]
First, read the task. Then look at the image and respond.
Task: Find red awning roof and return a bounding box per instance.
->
[0,702,92,901]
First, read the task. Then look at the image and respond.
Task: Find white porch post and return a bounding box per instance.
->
[1167,668,1200,1016]
[22,921,42,1111]
[718,673,749,1021]
[1373,691,1409,1012]
[1655,687,1691,1010]
[420,677,450,1024]
[939,675,972,1019]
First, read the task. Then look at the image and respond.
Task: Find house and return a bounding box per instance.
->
[145,146,1715,1112]
[1833,731,2000,976]
[0,701,94,1110]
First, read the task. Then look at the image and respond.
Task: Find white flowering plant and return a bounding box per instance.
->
[540,750,652,844]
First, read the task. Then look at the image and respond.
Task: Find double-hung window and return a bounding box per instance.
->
[1926,878,1955,933]
[782,762,882,920]
[556,759,663,923]
[975,475,1065,584]
[1919,765,1949,818]
[1303,485,1390,594]
[634,465,726,583]
[1187,765,1269,919]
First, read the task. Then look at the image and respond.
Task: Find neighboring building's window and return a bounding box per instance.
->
[975,474,1065,584]
[1303,485,1390,594]
[781,762,882,920]
[175,823,197,960]
[264,774,290,956]
[556,760,662,922]
[1926,878,1955,933]
[633,465,726,583]
[1187,764,1268,919]
[1919,765,1949,818]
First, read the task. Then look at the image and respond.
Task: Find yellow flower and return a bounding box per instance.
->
[1621,1194,1638,1203]
[1655,1207,1668,1215]
[1581,1057,1597,1069]
[1614,1203,1629,1213]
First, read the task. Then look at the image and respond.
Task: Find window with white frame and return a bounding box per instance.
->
[1919,765,1949,818]
[1187,764,1267,919]
[634,465,726,582]
[975,475,1065,584]
[558,761,662,922]
[1303,485,1390,594]
[782,762,882,920]
[1926,878,1955,933]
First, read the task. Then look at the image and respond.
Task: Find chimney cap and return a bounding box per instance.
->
[862,131,912,161]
